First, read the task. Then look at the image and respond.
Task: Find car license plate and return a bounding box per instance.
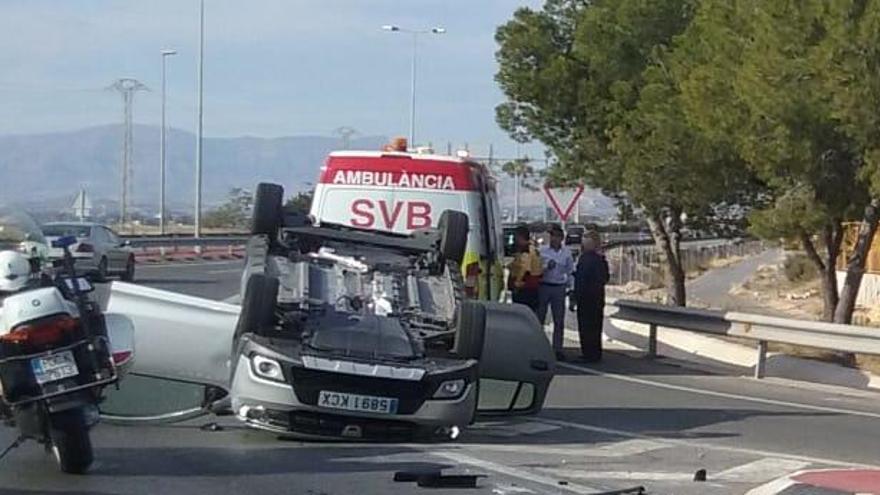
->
[30,351,79,385]
[318,391,398,414]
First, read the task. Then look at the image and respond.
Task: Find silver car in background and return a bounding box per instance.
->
[41,222,135,282]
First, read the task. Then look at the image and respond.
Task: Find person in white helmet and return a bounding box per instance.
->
[0,250,34,295]
[0,250,39,417]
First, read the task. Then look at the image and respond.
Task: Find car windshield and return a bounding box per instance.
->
[42,224,92,238]
[0,207,47,250]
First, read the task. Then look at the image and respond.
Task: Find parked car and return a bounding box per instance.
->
[41,223,135,282]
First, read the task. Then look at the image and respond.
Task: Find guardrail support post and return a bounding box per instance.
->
[755,340,767,379]
[647,323,657,358]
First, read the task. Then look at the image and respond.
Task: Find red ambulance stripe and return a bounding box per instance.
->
[318,156,478,191]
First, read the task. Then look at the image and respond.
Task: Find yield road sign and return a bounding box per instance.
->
[544,185,584,221]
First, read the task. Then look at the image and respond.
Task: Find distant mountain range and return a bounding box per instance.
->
[0,124,617,221]
[0,124,386,212]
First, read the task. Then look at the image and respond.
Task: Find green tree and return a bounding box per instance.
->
[284,191,313,215]
[495,0,752,305]
[674,0,879,323]
[203,188,252,230]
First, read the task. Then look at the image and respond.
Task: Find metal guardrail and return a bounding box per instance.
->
[121,234,247,248]
[608,299,880,378]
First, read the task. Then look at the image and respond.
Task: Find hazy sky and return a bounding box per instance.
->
[0,0,544,158]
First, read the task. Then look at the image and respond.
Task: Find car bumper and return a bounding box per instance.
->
[229,351,478,440]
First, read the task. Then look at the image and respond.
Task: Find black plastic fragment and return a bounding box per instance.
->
[416,473,486,488]
[394,470,442,482]
[199,422,224,432]
[694,469,707,482]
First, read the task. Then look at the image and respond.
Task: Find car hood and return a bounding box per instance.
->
[304,310,417,361]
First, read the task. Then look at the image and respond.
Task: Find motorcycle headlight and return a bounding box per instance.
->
[251,355,285,383]
[433,379,467,399]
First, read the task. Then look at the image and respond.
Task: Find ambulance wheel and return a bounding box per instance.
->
[252,183,284,238]
[455,301,486,360]
[438,210,469,265]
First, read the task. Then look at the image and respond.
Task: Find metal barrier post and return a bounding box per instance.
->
[754,340,767,378]
[647,323,657,358]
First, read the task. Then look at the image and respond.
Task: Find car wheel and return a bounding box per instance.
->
[438,210,469,265]
[455,300,486,360]
[234,273,279,344]
[252,182,284,239]
[121,256,135,282]
[95,257,108,283]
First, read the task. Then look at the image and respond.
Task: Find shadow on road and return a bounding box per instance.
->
[84,446,450,477]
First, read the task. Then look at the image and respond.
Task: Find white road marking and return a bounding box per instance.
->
[138,260,241,269]
[432,450,602,494]
[537,417,877,469]
[492,484,537,494]
[537,468,692,481]
[207,268,243,274]
[715,458,811,482]
[557,361,880,420]
[743,474,800,495]
[465,439,665,458]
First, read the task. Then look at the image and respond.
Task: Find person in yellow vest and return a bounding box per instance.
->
[507,225,542,313]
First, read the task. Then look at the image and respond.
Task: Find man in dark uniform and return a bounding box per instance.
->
[572,232,610,362]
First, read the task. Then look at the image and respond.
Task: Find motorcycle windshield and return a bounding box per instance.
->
[0,207,48,255]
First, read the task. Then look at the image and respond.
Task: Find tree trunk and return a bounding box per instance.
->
[800,228,838,322]
[646,211,686,306]
[834,199,880,324]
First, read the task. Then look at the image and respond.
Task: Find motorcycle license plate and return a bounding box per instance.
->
[31,351,79,385]
[318,391,398,414]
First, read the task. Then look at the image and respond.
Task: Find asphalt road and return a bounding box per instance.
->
[2,259,879,495]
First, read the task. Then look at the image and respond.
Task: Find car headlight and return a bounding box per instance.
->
[433,379,466,399]
[251,354,285,383]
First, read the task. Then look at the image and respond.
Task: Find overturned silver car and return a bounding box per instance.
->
[104,183,555,440]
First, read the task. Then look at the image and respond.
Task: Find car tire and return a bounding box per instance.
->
[454,300,486,360]
[252,183,284,239]
[95,257,108,283]
[234,273,279,344]
[48,408,93,474]
[121,256,135,282]
[438,210,468,265]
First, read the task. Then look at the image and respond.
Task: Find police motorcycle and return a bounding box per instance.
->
[0,208,134,473]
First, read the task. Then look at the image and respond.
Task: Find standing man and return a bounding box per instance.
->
[537,224,574,361]
[573,232,610,362]
[507,225,542,313]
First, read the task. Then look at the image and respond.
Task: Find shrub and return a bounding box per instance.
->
[783,253,818,283]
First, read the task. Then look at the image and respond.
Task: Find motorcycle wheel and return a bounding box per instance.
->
[48,408,93,474]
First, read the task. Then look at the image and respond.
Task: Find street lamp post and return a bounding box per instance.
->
[160,49,177,235]
[381,25,445,147]
[194,0,205,238]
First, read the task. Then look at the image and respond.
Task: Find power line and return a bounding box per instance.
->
[108,78,148,230]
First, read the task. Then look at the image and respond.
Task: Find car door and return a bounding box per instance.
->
[476,302,555,415]
[103,227,128,272]
[98,282,241,422]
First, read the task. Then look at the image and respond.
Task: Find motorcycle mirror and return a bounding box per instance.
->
[51,235,77,249]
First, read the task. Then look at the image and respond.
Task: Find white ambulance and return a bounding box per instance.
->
[309,143,504,300]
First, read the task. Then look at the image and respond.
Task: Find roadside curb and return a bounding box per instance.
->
[607,318,880,391]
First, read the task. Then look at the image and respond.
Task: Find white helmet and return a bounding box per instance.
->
[0,250,31,293]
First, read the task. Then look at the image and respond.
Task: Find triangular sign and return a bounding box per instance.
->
[543,185,584,222]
